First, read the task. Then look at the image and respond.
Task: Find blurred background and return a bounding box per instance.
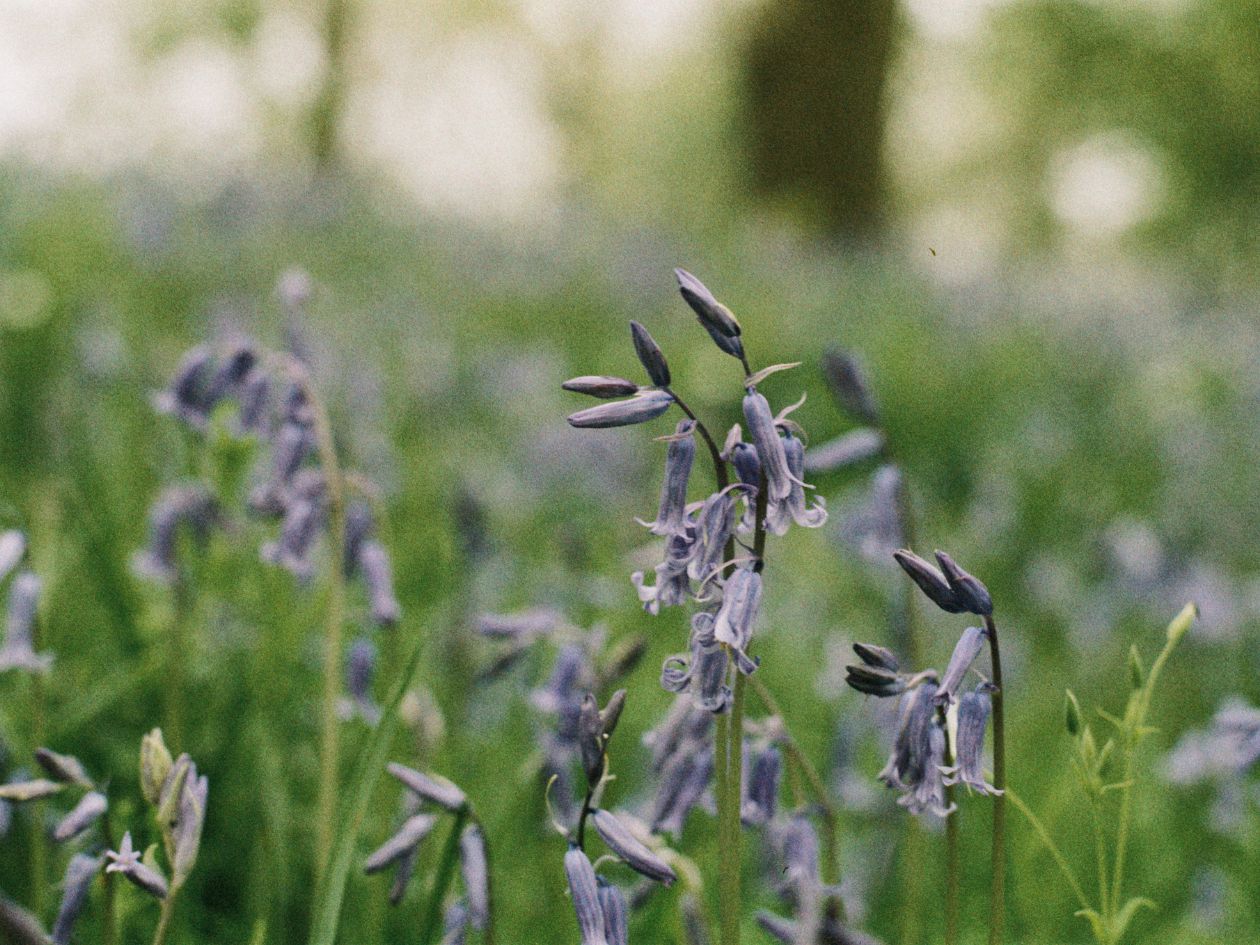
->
[3,0,1260,942]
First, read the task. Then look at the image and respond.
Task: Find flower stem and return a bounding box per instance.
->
[418,809,469,945]
[984,614,1007,945]
[165,575,190,753]
[152,882,182,945]
[297,364,348,888]
[1005,786,1090,911]
[665,389,728,492]
[101,806,119,945]
[937,704,959,945]
[719,673,745,945]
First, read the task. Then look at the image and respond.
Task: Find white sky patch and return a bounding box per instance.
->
[351,31,563,226]
[250,9,326,109]
[905,0,1010,42]
[1050,133,1164,237]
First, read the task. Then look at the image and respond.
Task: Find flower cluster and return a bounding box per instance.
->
[564,270,827,720]
[846,549,1001,816]
[108,728,209,903]
[143,332,400,628]
[0,747,110,944]
[364,762,490,936]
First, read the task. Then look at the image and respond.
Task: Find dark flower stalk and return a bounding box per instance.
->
[984,613,1007,945]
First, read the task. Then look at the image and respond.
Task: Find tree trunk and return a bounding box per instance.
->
[740,0,899,242]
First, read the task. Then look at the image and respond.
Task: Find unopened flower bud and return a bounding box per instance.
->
[630,321,671,387]
[563,376,641,399]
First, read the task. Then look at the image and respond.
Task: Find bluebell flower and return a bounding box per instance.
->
[338,636,382,725]
[765,433,827,536]
[564,845,610,945]
[804,427,885,474]
[632,529,697,615]
[0,530,25,584]
[674,268,744,360]
[712,566,762,663]
[742,390,795,503]
[638,421,696,537]
[52,854,100,945]
[563,376,641,399]
[629,321,671,387]
[898,720,955,818]
[877,680,938,791]
[53,791,107,842]
[592,808,677,885]
[741,742,781,826]
[935,625,987,707]
[661,632,732,714]
[364,813,438,873]
[686,488,739,582]
[0,572,52,674]
[105,832,169,900]
[359,539,402,627]
[152,345,214,428]
[651,747,714,838]
[941,685,1001,796]
[821,348,879,425]
[598,879,629,945]
[388,764,467,813]
[475,609,562,640]
[460,824,490,930]
[132,485,218,584]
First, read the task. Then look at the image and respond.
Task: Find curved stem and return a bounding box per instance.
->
[665,388,728,491]
[1004,787,1090,911]
[984,614,1007,945]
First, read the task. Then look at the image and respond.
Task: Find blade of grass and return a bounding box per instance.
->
[307,622,427,945]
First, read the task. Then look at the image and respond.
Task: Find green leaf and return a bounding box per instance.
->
[1112,897,1157,941]
[307,625,427,945]
[1074,908,1109,945]
[1100,779,1135,794]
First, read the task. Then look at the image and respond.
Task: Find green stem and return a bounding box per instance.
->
[879,441,932,943]
[165,576,189,751]
[479,815,496,945]
[101,805,119,945]
[30,636,48,914]
[938,704,959,945]
[1004,786,1090,911]
[719,674,745,945]
[300,364,348,887]
[984,614,1007,945]
[418,809,470,945]
[1110,633,1177,918]
[152,882,182,945]
[1090,797,1111,925]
